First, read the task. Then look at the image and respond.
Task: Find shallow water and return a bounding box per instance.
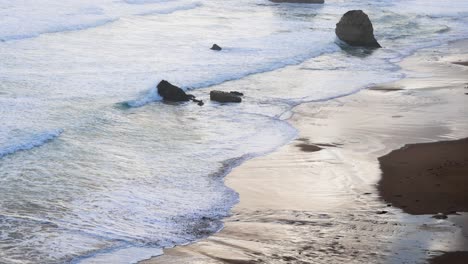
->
[0,0,468,263]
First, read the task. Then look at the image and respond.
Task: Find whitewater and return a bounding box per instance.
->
[0,0,468,263]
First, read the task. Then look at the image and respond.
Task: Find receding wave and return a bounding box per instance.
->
[138,2,202,16]
[1,18,118,42]
[0,0,202,42]
[121,86,162,108]
[0,129,63,159]
[122,43,340,108]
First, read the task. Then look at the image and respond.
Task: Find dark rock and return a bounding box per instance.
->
[229,91,244,96]
[432,213,448,219]
[157,80,192,102]
[210,44,222,51]
[157,80,203,106]
[192,99,204,106]
[270,0,324,3]
[376,211,388,215]
[210,90,242,103]
[335,10,381,48]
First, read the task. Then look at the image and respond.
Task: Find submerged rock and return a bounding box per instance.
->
[210,90,242,103]
[192,98,204,106]
[335,10,381,48]
[210,44,222,51]
[270,0,324,3]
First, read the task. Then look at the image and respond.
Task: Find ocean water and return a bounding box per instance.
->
[0,0,468,263]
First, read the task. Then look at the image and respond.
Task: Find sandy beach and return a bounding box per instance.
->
[3,1,468,263]
[379,138,468,215]
[141,40,468,263]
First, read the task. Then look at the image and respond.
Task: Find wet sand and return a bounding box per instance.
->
[378,138,468,215]
[379,138,468,264]
[453,61,468,67]
[142,41,468,264]
[429,251,468,264]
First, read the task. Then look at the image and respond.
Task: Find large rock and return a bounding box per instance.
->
[210,91,242,103]
[335,10,381,48]
[270,0,324,3]
[157,80,194,102]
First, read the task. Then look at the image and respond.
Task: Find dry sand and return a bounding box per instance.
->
[142,41,468,264]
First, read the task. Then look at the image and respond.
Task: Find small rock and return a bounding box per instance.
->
[210,90,242,103]
[376,211,388,215]
[192,98,204,106]
[210,44,222,51]
[432,213,448,219]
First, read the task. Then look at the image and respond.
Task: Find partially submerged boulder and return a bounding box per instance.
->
[335,10,381,48]
[210,90,242,103]
[157,80,193,102]
[210,44,222,51]
[157,80,203,105]
[270,0,324,3]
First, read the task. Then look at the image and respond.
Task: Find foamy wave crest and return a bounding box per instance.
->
[2,18,119,42]
[138,2,203,16]
[124,40,340,108]
[121,87,162,108]
[0,129,63,159]
[124,0,169,4]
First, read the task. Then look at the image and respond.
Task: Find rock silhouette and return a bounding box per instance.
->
[336,10,381,48]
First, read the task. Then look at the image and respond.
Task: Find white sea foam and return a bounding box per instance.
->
[0,0,202,41]
[0,129,63,159]
[124,31,340,107]
[0,0,468,263]
[77,247,163,264]
[125,87,162,108]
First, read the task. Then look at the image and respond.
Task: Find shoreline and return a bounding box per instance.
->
[142,40,468,263]
[379,138,468,263]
